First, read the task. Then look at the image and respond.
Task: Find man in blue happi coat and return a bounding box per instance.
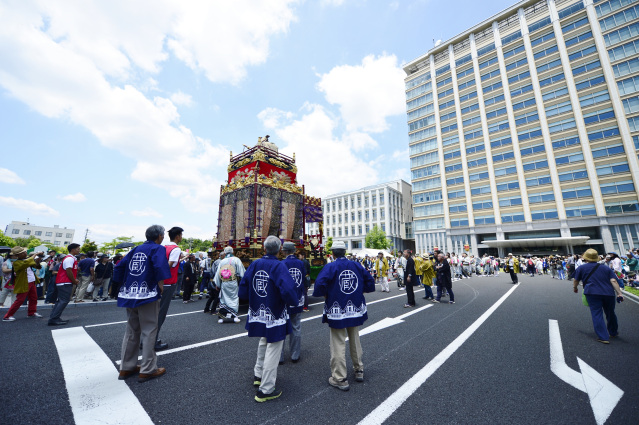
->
[313,240,375,391]
[239,235,298,402]
[114,224,172,383]
[279,241,305,364]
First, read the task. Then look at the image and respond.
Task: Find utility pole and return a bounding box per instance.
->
[84,228,89,242]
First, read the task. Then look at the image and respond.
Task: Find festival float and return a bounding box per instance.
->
[213,136,326,278]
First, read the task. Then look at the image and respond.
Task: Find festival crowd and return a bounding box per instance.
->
[0,226,634,399]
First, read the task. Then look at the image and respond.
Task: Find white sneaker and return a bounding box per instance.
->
[28,313,43,318]
[3,316,16,322]
[233,317,241,323]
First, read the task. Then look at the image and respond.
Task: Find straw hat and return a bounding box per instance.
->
[10,246,26,256]
[582,249,599,262]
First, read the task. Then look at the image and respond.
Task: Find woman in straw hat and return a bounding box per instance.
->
[573,248,624,344]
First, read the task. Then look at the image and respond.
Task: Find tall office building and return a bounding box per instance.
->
[5,221,75,247]
[405,0,639,257]
[323,180,414,252]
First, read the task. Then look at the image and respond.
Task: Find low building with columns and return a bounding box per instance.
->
[405,0,639,257]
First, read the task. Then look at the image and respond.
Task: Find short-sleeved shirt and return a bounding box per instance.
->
[78,258,95,276]
[574,262,617,296]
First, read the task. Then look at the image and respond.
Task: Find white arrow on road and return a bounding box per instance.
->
[355,305,433,338]
[549,319,624,425]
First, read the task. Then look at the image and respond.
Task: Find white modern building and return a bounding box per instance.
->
[4,221,75,247]
[322,180,414,251]
[405,0,639,257]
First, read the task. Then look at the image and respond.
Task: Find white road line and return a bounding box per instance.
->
[620,289,639,305]
[355,305,433,339]
[114,288,426,364]
[396,304,432,320]
[357,284,520,425]
[52,327,153,425]
[549,319,586,392]
[85,299,335,328]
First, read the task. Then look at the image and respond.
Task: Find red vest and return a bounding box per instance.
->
[56,255,78,285]
[165,245,179,285]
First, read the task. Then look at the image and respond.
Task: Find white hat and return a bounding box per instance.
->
[331,240,346,250]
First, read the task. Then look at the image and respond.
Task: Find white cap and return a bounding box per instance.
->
[331,240,346,250]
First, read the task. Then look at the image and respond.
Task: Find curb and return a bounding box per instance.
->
[621,289,639,303]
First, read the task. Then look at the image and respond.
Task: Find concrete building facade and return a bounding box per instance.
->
[322,180,414,252]
[4,221,75,247]
[405,0,639,257]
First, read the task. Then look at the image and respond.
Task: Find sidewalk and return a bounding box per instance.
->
[0,297,119,311]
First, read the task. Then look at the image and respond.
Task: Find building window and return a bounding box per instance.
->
[365,211,369,221]
[380,208,385,219]
[358,211,362,221]
[64,241,70,245]
[54,241,61,246]
[373,210,377,220]
[365,197,369,207]
[365,224,370,233]
[35,231,42,236]
[351,212,355,221]
[66,233,72,238]
[352,226,355,235]
[372,195,377,207]
[358,225,362,234]
[23,230,31,235]
[12,229,19,234]
[46,232,52,236]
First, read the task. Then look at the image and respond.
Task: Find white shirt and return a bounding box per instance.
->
[62,256,75,270]
[610,257,622,273]
[26,267,36,283]
[167,244,182,268]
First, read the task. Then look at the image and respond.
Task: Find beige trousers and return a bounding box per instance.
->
[253,337,284,394]
[329,326,363,381]
[120,300,160,374]
[75,274,92,301]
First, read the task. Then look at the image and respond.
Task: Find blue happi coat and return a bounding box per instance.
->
[282,255,306,315]
[113,241,171,308]
[239,255,298,343]
[313,256,375,329]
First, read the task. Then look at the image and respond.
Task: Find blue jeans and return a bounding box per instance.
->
[617,277,625,289]
[200,271,211,293]
[585,294,618,341]
[557,269,565,280]
[423,284,433,298]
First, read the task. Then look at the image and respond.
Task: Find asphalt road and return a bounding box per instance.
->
[1,272,637,425]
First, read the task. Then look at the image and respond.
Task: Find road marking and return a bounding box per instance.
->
[549,319,586,392]
[114,288,425,364]
[620,289,639,305]
[52,327,153,425]
[356,305,433,338]
[87,289,423,328]
[549,320,623,425]
[357,284,520,425]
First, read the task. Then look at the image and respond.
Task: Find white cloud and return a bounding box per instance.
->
[131,207,163,218]
[0,1,299,214]
[316,54,406,133]
[0,196,59,216]
[0,168,25,184]
[258,104,379,197]
[321,0,346,6]
[59,192,87,202]
[170,91,193,107]
[392,149,408,160]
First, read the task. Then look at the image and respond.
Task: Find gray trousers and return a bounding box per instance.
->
[330,326,363,381]
[120,300,160,374]
[0,283,13,306]
[92,278,110,300]
[49,284,72,323]
[254,338,284,394]
[156,284,176,342]
[280,313,302,362]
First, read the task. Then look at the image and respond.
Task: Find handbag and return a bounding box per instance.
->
[580,264,601,307]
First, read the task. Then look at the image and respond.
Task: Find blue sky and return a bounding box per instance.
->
[0,0,513,243]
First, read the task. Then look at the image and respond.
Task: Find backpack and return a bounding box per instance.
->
[528,259,533,266]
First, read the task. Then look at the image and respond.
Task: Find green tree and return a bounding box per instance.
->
[14,235,42,248]
[365,225,392,250]
[99,236,142,254]
[324,236,333,252]
[44,243,68,254]
[0,230,16,247]
[81,239,98,253]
